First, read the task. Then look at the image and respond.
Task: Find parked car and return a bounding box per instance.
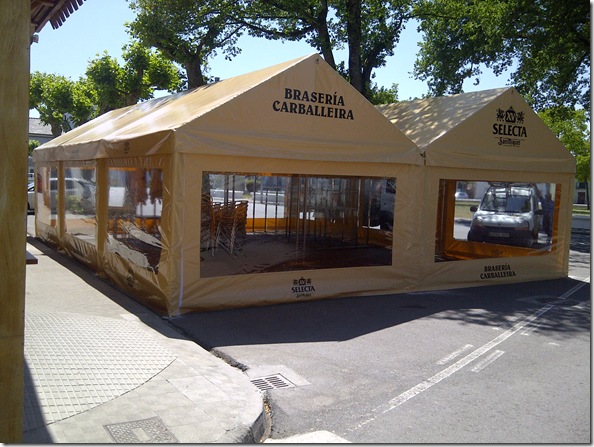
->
[39,177,97,213]
[27,182,35,212]
[455,191,469,200]
[467,182,543,247]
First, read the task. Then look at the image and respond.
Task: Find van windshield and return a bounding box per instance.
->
[481,187,532,213]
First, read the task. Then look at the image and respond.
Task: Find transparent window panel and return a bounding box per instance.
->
[437,179,558,261]
[63,166,97,243]
[201,172,395,277]
[107,167,163,272]
[36,165,58,228]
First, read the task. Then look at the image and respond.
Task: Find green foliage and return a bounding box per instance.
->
[244,177,261,193]
[367,82,399,105]
[241,0,414,99]
[28,140,40,156]
[127,0,245,88]
[66,195,85,214]
[30,72,96,137]
[31,42,182,133]
[539,108,590,183]
[413,0,590,111]
[86,43,182,114]
[86,52,124,113]
[242,0,340,66]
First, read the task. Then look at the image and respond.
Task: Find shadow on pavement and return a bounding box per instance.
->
[25,236,187,343]
[171,277,590,350]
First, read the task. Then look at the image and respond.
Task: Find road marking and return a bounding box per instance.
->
[436,344,474,365]
[521,320,541,335]
[348,279,589,433]
[493,314,520,331]
[471,350,505,372]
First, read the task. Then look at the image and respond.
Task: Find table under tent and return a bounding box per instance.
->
[33,55,575,316]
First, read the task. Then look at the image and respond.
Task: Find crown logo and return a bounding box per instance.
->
[504,106,517,123]
[496,106,525,124]
[293,277,312,286]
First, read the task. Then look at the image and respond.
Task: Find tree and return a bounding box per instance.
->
[242,0,413,100]
[31,43,182,135]
[368,82,399,105]
[340,0,412,98]
[86,43,182,114]
[127,0,245,89]
[243,0,338,68]
[28,140,40,157]
[30,72,96,137]
[85,53,122,114]
[539,107,591,209]
[413,0,590,111]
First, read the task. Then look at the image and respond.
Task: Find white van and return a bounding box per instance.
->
[467,183,543,247]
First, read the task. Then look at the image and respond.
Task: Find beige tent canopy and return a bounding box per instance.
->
[34,58,575,315]
[35,54,420,164]
[377,88,575,172]
[34,54,423,315]
[378,88,575,291]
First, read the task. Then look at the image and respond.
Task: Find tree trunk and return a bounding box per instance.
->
[185,58,206,89]
[50,120,62,138]
[345,0,363,93]
[317,0,336,70]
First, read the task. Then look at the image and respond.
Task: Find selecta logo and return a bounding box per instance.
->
[292,277,316,298]
[493,106,527,147]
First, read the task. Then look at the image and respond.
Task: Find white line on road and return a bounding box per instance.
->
[348,279,589,433]
[471,350,505,372]
[521,320,541,335]
[436,344,474,365]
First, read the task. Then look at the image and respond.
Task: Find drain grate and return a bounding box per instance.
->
[251,374,295,391]
[104,417,178,443]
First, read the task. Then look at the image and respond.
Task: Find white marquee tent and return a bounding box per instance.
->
[34,56,575,315]
[378,88,575,291]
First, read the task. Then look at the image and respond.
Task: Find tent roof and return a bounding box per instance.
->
[377,88,575,173]
[35,54,422,165]
[377,88,508,148]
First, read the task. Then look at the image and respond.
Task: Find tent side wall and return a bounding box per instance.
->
[418,166,574,291]
[33,149,181,315]
[177,154,424,312]
[98,154,177,315]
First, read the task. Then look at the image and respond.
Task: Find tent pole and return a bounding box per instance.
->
[251,175,256,233]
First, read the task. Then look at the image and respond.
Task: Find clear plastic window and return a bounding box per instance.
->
[201,173,395,277]
[35,165,58,228]
[63,166,97,242]
[437,179,559,261]
[107,167,163,272]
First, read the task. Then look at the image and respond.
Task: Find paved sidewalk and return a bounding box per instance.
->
[23,236,269,443]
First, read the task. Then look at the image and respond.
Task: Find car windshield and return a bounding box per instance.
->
[480,187,531,213]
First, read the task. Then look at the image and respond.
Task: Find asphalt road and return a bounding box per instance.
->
[179,230,590,443]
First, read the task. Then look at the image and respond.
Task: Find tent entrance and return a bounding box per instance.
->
[200,172,395,277]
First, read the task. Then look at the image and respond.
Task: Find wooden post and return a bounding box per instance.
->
[0,1,30,442]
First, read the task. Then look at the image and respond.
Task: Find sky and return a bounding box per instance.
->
[30,0,511,110]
